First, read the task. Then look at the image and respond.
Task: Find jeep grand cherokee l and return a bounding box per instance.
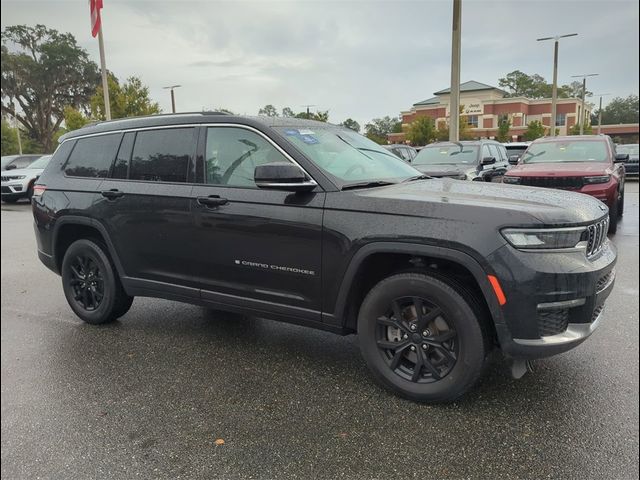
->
[503,135,626,233]
[32,113,617,402]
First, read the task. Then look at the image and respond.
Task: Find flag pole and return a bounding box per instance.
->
[97,25,111,121]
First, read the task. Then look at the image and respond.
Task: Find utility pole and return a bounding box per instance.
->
[163,85,181,113]
[571,73,598,135]
[9,99,22,155]
[593,93,611,134]
[449,0,462,142]
[537,33,577,136]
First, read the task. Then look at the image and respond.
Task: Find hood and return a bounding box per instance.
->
[344,178,607,227]
[1,167,44,178]
[506,162,610,177]
[413,164,476,177]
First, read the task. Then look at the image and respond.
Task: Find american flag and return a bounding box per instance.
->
[89,0,103,38]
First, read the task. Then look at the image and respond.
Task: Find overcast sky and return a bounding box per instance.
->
[2,0,639,127]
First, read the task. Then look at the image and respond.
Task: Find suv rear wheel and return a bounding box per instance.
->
[358,272,487,402]
[61,239,133,324]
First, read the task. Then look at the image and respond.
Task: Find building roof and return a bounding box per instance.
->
[434,80,504,95]
[413,96,440,107]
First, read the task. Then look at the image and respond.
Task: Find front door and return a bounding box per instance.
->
[189,125,324,318]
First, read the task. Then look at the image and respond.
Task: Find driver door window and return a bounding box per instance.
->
[205,127,291,187]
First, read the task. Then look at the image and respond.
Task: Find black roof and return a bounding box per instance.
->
[59,112,339,142]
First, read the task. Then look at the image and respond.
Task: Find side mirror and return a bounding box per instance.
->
[5,164,17,170]
[614,153,629,163]
[508,155,520,165]
[255,162,317,192]
[481,156,496,166]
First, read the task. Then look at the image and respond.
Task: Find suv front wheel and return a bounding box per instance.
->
[61,239,133,324]
[358,272,488,403]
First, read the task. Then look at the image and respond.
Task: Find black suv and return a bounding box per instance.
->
[32,113,616,402]
[411,140,509,181]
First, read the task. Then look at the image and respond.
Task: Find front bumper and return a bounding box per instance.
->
[488,239,617,359]
[624,162,638,177]
[577,178,618,207]
[1,181,29,200]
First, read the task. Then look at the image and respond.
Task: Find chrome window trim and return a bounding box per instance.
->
[59,123,317,184]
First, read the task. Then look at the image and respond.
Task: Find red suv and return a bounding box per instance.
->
[503,135,627,233]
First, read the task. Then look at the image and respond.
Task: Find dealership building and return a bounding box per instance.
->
[388,80,639,143]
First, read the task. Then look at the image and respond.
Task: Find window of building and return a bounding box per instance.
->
[64,133,121,178]
[130,128,195,183]
[466,115,479,128]
[205,127,291,187]
[556,113,566,126]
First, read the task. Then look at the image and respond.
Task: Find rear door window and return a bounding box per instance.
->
[64,134,121,178]
[111,132,135,179]
[130,128,195,183]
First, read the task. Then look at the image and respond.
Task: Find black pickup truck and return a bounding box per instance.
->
[32,113,616,402]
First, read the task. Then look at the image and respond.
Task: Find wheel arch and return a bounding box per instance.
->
[52,216,125,277]
[331,242,505,335]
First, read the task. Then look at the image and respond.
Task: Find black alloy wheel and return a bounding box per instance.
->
[375,296,458,383]
[68,255,105,311]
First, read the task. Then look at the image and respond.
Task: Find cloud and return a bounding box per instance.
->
[1,0,638,126]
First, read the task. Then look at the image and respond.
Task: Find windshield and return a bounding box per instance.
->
[617,144,639,156]
[522,140,609,163]
[27,155,52,169]
[413,144,479,165]
[1,156,18,170]
[275,126,419,185]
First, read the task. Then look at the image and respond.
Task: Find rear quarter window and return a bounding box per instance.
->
[64,134,122,178]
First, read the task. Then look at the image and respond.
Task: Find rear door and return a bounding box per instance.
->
[488,144,508,181]
[189,125,324,317]
[96,127,197,291]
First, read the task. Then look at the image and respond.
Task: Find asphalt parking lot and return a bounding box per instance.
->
[1,183,638,480]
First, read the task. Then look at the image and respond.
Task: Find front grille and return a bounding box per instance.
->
[519,176,584,189]
[596,269,615,293]
[586,217,610,257]
[591,305,604,322]
[538,309,569,337]
[1,176,10,182]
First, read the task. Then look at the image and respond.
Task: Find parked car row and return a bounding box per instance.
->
[615,143,638,178]
[1,154,53,203]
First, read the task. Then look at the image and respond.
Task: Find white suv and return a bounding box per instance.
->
[1,155,52,203]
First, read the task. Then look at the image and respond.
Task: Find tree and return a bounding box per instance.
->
[281,107,295,117]
[1,119,19,155]
[405,116,436,146]
[434,106,474,141]
[498,70,551,98]
[523,120,547,141]
[568,122,593,135]
[560,80,592,99]
[341,118,360,132]
[258,104,279,117]
[63,106,89,131]
[1,25,100,152]
[364,116,401,144]
[595,95,639,124]
[496,116,511,142]
[295,110,329,122]
[90,75,160,120]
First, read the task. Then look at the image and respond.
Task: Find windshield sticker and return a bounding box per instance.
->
[284,129,299,136]
[298,129,315,135]
[300,134,319,144]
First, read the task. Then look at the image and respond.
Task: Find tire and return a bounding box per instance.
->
[27,182,34,201]
[618,190,624,218]
[61,238,133,324]
[357,272,488,403]
[608,200,618,234]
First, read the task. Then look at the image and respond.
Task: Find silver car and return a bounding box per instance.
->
[1,155,52,203]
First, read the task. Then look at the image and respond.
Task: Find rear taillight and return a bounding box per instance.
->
[32,185,47,197]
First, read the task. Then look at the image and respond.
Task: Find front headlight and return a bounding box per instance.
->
[6,175,26,180]
[583,175,611,185]
[455,174,467,180]
[501,227,587,250]
[503,176,521,185]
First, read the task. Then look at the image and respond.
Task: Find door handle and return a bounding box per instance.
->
[101,189,124,200]
[197,195,229,207]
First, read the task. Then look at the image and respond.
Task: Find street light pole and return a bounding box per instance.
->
[163,85,181,113]
[449,0,462,142]
[593,93,611,135]
[537,33,577,137]
[571,73,598,135]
